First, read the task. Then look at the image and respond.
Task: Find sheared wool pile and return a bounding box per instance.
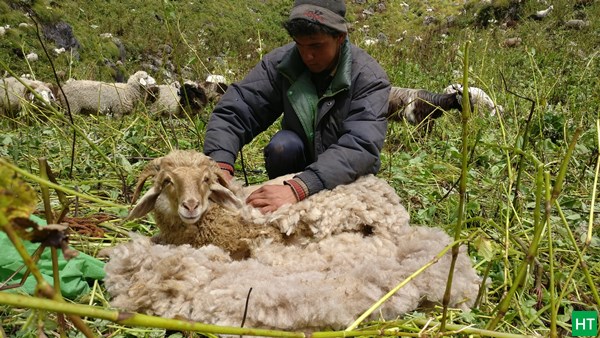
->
[103,175,481,331]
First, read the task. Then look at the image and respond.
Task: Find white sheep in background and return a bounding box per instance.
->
[529,5,553,20]
[444,84,504,116]
[386,86,468,129]
[103,149,481,330]
[58,70,156,117]
[25,52,38,62]
[565,19,590,29]
[0,77,56,117]
[147,81,208,117]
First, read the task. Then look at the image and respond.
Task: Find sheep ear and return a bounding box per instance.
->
[209,170,242,211]
[209,183,243,211]
[127,186,160,220]
[131,158,163,203]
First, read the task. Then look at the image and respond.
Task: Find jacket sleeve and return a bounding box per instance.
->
[203,51,285,166]
[296,61,390,195]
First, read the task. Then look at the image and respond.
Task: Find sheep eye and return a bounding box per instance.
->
[162,177,172,186]
[203,177,210,183]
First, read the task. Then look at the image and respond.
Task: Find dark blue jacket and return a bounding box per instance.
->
[204,40,390,195]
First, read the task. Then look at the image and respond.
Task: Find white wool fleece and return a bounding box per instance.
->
[104,176,481,331]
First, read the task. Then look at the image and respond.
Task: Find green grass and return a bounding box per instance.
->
[1,0,600,337]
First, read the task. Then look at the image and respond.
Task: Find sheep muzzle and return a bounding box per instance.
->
[178,198,205,224]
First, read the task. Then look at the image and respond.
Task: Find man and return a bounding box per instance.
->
[203,0,390,213]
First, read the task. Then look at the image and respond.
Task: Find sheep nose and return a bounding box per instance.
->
[182,200,199,212]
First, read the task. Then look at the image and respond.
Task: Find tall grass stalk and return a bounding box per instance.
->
[544,171,557,338]
[0,158,127,210]
[554,201,600,308]
[589,119,600,246]
[487,164,544,330]
[440,40,472,332]
[488,127,580,330]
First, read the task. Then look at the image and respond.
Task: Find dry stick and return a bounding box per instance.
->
[31,15,128,198]
[28,14,77,179]
[487,128,581,330]
[0,245,44,291]
[440,40,472,333]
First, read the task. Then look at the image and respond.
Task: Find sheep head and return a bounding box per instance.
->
[128,71,156,88]
[24,82,56,105]
[127,150,242,224]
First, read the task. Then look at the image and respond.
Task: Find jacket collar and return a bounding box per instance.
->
[278,38,352,96]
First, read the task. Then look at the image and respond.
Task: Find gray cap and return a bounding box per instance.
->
[288,0,347,33]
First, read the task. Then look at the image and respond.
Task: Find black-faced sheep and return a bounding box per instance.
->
[58,70,156,117]
[103,149,482,330]
[444,84,504,116]
[386,86,466,128]
[0,77,56,117]
[147,81,208,117]
[198,74,228,104]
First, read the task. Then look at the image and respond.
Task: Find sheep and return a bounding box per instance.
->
[147,81,208,117]
[0,77,56,117]
[444,84,504,116]
[199,75,228,104]
[25,52,38,62]
[386,86,466,129]
[502,37,522,48]
[125,149,396,258]
[125,150,288,259]
[103,149,481,330]
[529,5,553,20]
[565,19,590,29]
[58,70,156,117]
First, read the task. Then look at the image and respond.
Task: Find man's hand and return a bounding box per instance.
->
[246,184,298,214]
[220,169,234,183]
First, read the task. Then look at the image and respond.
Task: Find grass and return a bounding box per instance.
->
[1,0,600,337]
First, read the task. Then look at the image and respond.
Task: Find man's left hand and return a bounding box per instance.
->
[246,184,298,214]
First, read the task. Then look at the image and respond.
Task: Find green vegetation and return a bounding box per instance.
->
[1,0,599,337]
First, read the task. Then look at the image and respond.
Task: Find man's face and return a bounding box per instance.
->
[293,32,346,73]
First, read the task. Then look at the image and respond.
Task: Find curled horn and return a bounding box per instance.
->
[131,157,163,204]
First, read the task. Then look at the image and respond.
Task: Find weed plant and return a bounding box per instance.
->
[1,0,599,337]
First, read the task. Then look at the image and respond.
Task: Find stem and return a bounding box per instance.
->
[544,172,556,338]
[487,164,545,330]
[0,158,127,210]
[440,40,472,333]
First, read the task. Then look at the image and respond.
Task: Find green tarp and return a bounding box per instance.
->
[0,215,105,299]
